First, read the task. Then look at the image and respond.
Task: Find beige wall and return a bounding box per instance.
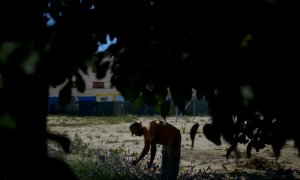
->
[48,66,120,97]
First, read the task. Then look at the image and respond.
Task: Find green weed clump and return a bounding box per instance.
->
[66,133,160,180]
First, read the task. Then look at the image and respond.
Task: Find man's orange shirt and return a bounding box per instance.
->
[144,120,180,145]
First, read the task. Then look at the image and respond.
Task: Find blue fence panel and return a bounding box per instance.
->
[48,97,59,113]
[78,96,96,102]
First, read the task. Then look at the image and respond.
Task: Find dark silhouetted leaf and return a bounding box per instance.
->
[50,74,66,88]
[203,123,221,146]
[271,137,286,159]
[160,101,170,121]
[131,97,143,111]
[247,141,253,158]
[142,89,156,107]
[59,80,72,107]
[96,61,110,79]
[238,134,249,144]
[123,86,140,102]
[190,123,199,150]
[47,132,71,153]
[295,137,300,157]
[0,113,16,129]
[195,91,204,100]
[75,72,85,92]
[79,64,88,74]
[245,128,254,139]
[226,145,236,160]
[169,87,191,114]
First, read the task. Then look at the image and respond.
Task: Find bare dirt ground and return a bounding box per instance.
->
[47,115,300,178]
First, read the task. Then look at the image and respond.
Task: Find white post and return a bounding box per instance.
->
[192,89,196,120]
[193,96,196,120]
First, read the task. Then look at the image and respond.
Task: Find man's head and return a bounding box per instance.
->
[129,122,144,136]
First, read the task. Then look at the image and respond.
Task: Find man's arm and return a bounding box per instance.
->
[132,140,150,165]
[148,142,157,168]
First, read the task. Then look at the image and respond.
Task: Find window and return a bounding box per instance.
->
[100,97,108,101]
[93,82,104,88]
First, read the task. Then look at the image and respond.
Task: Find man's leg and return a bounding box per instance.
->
[160,146,168,180]
[167,137,181,180]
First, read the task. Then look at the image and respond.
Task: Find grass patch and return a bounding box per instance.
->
[47,115,138,127]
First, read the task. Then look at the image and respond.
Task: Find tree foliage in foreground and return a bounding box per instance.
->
[1,0,300,178]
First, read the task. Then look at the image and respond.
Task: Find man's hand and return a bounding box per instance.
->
[131,159,138,166]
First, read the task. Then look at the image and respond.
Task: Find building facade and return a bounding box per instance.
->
[48,55,208,116]
[48,55,125,115]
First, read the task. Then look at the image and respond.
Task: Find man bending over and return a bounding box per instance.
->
[129,120,181,180]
